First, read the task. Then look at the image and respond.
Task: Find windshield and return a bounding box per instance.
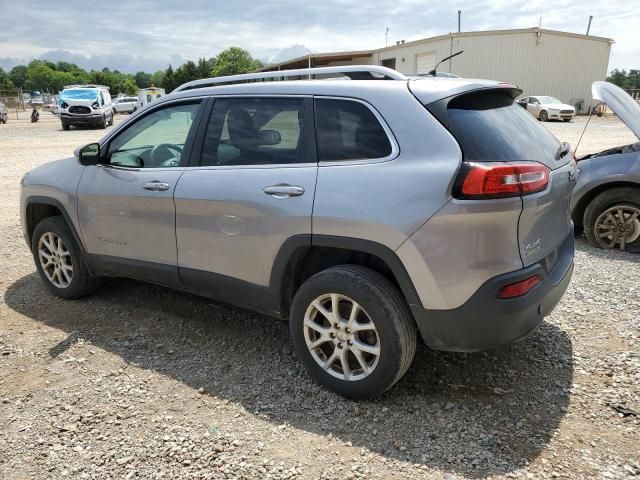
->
[538,96,562,104]
[60,89,98,101]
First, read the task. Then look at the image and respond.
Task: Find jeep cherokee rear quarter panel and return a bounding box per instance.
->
[312,83,463,251]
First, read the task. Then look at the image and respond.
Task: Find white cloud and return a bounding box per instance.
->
[0,0,636,73]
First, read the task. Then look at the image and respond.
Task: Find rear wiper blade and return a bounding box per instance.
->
[556,141,571,160]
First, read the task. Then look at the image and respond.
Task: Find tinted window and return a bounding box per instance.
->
[107,102,200,168]
[446,92,560,162]
[201,97,304,166]
[315,99,392,161]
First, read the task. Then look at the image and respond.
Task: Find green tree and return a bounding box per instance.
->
[150,70,165,88]
[197,57,216,77]
[607,69,628,87]
[627,70,640,89]
[174,60,199,86]
[211,47,261,77]
[121,77,139,95]
[163,65,176,92]
[55,61,76,72]
[0,68,14,89]
[24,61,56,91]
[134,71,152,88]
[9,65,27,89]
[607,68,640,89]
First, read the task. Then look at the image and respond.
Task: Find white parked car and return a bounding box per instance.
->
[517,96,575,122]
[112,97,138,114]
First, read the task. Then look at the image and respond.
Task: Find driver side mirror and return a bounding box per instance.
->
[76,143,101,166]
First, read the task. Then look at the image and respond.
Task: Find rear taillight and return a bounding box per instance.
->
[455,162,550,199]
[497,275,540,299]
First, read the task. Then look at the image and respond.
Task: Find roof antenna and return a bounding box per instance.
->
[385,27,390,47]
[428,50,463,76]
[457,10,461,33]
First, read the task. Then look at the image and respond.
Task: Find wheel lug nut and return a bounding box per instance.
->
[337,343,343,349]
[345,328,351,334]
[334,323,340,329]
[347,340,353,346]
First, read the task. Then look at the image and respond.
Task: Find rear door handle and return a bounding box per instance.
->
[263,184,305,198]
[143,181,170,192]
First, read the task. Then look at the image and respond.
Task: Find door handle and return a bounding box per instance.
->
[143,181,170,192]
[263,184,305,198]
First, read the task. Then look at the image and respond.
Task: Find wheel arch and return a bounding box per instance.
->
[24,196,87,254]
[271,235,420,319]
[572,181,640,228]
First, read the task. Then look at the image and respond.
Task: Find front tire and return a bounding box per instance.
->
[32,216,101,299]
[584,188,640,252]
[61,122,69,131]
[539,110,548,122]
[290,265,416,399]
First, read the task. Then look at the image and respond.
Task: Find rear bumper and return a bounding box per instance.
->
[411,231,574,352]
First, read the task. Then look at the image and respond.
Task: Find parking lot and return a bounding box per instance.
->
[0,112,638,479]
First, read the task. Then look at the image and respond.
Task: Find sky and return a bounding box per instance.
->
[0,0,637,74]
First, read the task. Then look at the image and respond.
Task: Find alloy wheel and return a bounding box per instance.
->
[38,232,73,288]
[594,205,640,251]
[303,293,380,381]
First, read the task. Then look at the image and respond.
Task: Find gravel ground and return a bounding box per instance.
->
[0,112,639,479]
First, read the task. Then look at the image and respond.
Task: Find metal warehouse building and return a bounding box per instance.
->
[262,28,613,113]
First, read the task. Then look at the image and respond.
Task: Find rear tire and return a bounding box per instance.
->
[584,187,640,252]
[289,265,416,399]
[539,110,548,122]
[32,216,101,299]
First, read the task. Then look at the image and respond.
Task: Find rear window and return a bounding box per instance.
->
[446,92,560,162]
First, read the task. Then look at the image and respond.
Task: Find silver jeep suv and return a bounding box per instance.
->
[20,66,576,399]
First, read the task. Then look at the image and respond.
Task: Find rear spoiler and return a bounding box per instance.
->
[422,86,523,129]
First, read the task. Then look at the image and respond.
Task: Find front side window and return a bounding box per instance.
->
[314,99,392,161]
[201,97,305,166]
[107,101,201,168]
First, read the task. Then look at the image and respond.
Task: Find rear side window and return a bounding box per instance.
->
[200,97,304,166]
[445,92,560,162]
[315,99,392,161]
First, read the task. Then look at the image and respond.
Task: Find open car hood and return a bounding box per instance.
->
[592,81,640,140]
